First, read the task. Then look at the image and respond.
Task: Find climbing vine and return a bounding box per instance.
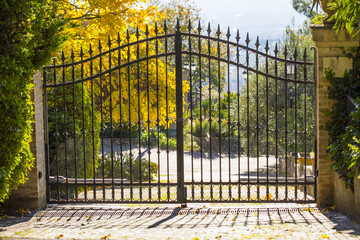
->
[326,49,360,190]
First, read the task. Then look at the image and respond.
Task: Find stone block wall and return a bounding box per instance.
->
[5,71,47,210]
[334,174,360,221]
[312,24,360,207]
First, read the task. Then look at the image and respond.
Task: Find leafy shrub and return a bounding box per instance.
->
[326,53,360,190]
[193,120,209,138]
[328,98,360,189]
[97,153,158,182]
[140,131,176,150]
[0,0,66,203]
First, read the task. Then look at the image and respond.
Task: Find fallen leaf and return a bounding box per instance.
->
[57,234,64,239]
[100,234,111,239]
[321,234,330,238]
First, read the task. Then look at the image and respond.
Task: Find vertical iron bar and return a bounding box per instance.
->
[71,50,78,201]
[164,22,170,201]
[245,33,250,201]
[207,24,213,201]
[188,20,195,200]
[294,50,298,201]
[99,40,105,201]
[226,28,231,200]
[303,49,308,200]
[217,25,223,200]
[80,48,87,201]
[117,33,124,202]
[265,40,269,200]
[136,28,142,202]
[197,22,204,201]
[126,30,133,202]
[108,37,115,202]
[145,25,151,201]
[284,46,288,201]
[236,30,241,201]
[53,60,60,201]
[188,22,195,201]
[155,24,161,201]
[175,26,185,205]
[255,37,260,201]
[274,44,279,200]
[61,52,69,201]
[89,44,96,201]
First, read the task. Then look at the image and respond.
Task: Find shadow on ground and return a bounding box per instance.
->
[1,204,360,239]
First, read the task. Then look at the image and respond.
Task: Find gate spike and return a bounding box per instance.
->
[226,26,231,39]
[265,40,269,52]
[126,29,130,41]
[107,36,111,48]
[70,49,74,60]
[216,24,221,37]
[207,22,211,34]
[145,24,149,36]
[154,22,158,34]
[245,32,250,45]
[61,51,65,62]
[303,48,307,60]
[197,21,202,33]
[274,43,278,55]
[98,39,102,51]
[80,46,84,58]
[235,29,240,42]
[188,19,192,32]
[136,27,140,39]
[255,36,260,49]
[89,44,93,55]
[294,47,298,58]
[163,20,168,33]
[284,45,288,57]
[176,19,180,31]
[117,32,121,44]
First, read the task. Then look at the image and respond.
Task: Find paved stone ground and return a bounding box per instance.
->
[0,203,360,240]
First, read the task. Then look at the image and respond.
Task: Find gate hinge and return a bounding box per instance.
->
[315,169,319,177]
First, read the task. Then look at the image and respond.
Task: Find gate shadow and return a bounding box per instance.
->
[1,205,359,238]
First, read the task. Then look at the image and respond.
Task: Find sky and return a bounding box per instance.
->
[192,0,308,42]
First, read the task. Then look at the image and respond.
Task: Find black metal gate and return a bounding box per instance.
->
[43,21,317,204]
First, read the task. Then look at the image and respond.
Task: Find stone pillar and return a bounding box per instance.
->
[312,24,360,207]
[5,70,47,210]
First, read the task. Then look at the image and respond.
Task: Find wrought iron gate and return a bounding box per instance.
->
[43,21,317,204]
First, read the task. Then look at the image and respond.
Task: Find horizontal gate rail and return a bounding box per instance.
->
[43,20,316,204]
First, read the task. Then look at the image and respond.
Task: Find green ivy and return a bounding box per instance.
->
[326,50,360,190]
[0,0,67,203]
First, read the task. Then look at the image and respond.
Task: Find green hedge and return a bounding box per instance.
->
[0,0,66,203]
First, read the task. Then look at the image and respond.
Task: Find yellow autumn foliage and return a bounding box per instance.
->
[56,0,189,128]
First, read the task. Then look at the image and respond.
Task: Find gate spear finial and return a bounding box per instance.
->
[176,19,180,31]
[197,21,202,33]
[236,29,240,42]
[226,26,231,39]
[188,19,192,32]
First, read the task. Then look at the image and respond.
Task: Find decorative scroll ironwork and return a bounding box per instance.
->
[43,21,317,204]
